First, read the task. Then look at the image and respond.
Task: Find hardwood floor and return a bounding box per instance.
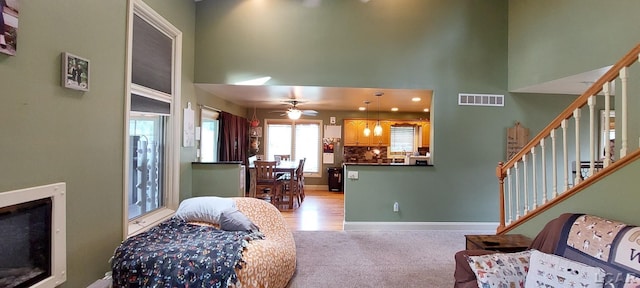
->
[280,189,344,231]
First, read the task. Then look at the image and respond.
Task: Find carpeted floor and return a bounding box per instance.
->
[287,230,472,288]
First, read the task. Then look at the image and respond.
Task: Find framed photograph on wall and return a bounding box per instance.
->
[61,52,90,91]
[0,0,20,56]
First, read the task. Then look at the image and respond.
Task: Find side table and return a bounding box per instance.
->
[465,234,532,253]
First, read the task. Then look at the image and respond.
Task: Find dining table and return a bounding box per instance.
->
[247,160,299,208]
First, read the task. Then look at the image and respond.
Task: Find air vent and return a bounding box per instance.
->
[458,93,504,107]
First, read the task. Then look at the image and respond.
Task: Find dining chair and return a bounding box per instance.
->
[281,158,306,209]
[254,161,284,205]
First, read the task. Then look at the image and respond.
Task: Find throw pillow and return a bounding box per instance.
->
[219,208,260,232]
[525,249,606,288]
[467,250,531,288]
[175,196,236,224]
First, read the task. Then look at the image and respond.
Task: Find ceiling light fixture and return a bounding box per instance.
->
[412,97,421,102]
[374,92,383,136]
[363,101,371,137]
[287,108,302,120]
[391,107,399,112]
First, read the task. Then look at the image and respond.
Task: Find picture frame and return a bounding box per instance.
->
[61,52,90,91]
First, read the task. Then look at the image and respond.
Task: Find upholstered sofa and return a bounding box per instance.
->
[454,213,640,288]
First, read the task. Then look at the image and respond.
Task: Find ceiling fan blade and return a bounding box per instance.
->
[301,110,318,116]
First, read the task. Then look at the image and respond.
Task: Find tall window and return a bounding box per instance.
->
[200,108,220,162]
[124,0,182,236]
[265,120,321,176]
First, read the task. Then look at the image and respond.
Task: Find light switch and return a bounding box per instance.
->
[347,171,359,180]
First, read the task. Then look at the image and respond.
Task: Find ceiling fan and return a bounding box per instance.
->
[272,100,318,120]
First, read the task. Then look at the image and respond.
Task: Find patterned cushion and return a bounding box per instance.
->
[525,249,605,288]
[467,250,531,288]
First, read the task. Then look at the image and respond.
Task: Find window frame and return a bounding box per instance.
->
[123,0,182,238]
[264,119,323,178]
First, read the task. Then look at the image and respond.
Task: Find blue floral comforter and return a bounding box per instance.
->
[111,218,262,288]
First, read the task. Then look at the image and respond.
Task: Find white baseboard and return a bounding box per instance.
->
[343,221,499,232]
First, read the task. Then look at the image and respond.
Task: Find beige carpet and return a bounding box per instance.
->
[287,230,471,288]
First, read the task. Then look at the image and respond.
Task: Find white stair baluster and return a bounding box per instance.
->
[541,138,547,204]
[551,129,558,198]
[574,109,581,185]
[522,154,528,214]
[620,67,628,158]
[531,147,538,209]
[562,120,569,192]
[515,161,520,219]
[603,82,612,167]
[588,95,596,177]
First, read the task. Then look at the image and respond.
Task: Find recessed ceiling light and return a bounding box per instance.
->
[391,107,399,112]
[424,108,430,112]
[411,97,421,102]
[359,107,366,111]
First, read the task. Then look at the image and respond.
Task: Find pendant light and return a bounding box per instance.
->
[363,101,371,136]
[374,92,383,136]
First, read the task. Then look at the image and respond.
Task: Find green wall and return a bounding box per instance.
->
[193,0,578,222]
[0,1,198,286]
[192,163,244,197]
[508,0,640,91]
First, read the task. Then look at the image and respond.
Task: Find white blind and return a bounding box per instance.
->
[390,126,416,152]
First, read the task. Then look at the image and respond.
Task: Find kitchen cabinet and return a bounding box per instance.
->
[343,119,390,146]
[421,122,430,147]
[343,119,367,146]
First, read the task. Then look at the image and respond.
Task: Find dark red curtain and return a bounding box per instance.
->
[218,111,249,164]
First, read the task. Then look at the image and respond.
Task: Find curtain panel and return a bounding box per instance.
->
[218,112,248,164]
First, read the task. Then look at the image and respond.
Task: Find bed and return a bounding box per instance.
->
[111,197,296,288]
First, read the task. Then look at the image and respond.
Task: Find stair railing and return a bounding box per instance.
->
[496,43,640,234]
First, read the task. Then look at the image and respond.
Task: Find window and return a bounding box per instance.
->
[200,108,220,162]
[124,0,182,237]
[265,120,321,176]
[389,125,418,154]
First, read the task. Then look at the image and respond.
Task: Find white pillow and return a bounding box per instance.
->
[175,196,236,224]
[525,249,606,288]
[467,250,531,288]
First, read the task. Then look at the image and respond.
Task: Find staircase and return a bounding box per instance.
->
[496,43,640,234]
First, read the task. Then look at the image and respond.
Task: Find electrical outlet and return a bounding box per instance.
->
[393,202,399,212]
[347,171,359,180]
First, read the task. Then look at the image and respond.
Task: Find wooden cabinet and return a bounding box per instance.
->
[421,122,430,147]
[343,119,391,146]
[343,120,367,146]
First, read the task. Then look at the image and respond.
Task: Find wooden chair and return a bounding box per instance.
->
[254,161,284,205]
[281,158,306,209]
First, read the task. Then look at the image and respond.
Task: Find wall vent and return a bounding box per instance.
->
[458,93,504,107]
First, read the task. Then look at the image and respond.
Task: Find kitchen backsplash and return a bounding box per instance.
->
[343,146,392,163]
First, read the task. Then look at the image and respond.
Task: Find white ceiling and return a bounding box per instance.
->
[196,84,433,113]
[195,66,611,113]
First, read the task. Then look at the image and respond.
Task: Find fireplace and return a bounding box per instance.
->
[0,183,66,288]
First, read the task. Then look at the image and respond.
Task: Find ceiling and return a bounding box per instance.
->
[195,65,611,113]
[196,84,433,113]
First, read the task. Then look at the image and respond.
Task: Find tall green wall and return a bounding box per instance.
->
[508,0,640,91]
[0,1,200,286]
